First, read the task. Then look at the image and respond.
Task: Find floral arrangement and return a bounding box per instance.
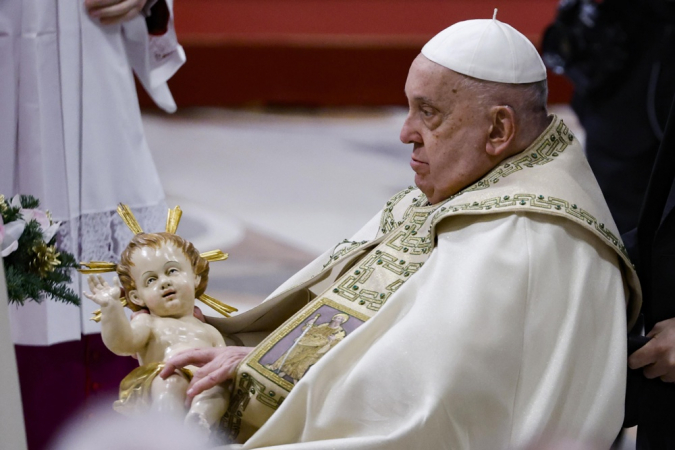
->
[0,194,79,306]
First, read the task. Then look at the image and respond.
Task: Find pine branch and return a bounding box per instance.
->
[2,196,80,307]
[1,204,21,223]
[19,195,40,210]
[42,281,80,306]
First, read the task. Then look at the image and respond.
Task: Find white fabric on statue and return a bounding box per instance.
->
[226,211,626,449]
[0,0,184,344]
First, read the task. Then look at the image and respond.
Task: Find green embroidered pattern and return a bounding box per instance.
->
[331,250,425,311]
[378,187,431,234]
[222,372,286,442]
[459,120,574,197]
[374,118,629,261]
[428,193,629,260]
[323,204,435,311]
[378,186,415,234]
[322,238,368,269]
[230,194,443,439]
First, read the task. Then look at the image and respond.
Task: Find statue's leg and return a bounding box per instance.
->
[185,383,229,432]
[150,372,189,416]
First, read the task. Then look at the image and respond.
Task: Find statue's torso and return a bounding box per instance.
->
[137,315,219,365]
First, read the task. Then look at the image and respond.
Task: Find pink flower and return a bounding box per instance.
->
[20,208,49,228]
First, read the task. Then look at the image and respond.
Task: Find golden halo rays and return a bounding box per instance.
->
[79,204,237,322]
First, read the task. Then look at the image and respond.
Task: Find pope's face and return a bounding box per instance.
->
[128,243,199,318]
[400,55,493,204]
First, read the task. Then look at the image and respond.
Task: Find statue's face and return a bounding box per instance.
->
[400,55,493,204]
[127,243,199,318]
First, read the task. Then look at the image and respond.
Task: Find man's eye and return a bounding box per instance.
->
[146,278,156,286]
[421,108,434,117]
[168,268,178,275]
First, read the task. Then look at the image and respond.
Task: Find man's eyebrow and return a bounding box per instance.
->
[403,91,435,104]
[412,96,437,106]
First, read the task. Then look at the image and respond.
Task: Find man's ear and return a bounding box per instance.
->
[128,290,145,308]
[485,105,516,157]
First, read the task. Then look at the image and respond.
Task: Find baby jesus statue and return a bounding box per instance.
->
[81,205,236,436]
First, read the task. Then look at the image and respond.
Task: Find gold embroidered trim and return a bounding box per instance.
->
[459,120,574,197]
[221,371,287,442]
[322,239,368,269]
[247,298,369,391]
[428,193,629,260]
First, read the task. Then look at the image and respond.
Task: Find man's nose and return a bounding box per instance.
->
[400,114,419,144]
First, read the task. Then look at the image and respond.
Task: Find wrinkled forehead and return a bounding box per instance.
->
[404,54,469,104]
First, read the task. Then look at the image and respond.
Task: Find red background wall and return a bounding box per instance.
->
[141,0,573,108]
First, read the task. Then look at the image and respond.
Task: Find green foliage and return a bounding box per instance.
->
[1,195,80,306]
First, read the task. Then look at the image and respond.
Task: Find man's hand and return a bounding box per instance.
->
[629,317,675,382]
[84,275,122,308]
[193,306,206,323]
[159,347,254,406]
[85,0,147,25]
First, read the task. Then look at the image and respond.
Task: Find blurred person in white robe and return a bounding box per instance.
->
[0,0,185,345]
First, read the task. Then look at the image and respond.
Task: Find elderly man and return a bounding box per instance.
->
[161,15,640,449]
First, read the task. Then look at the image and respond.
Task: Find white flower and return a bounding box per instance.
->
[0,215,5,247]
[10,195,21,209]
[20,208,59,242]
[1,219,26,257]
[42,222,60,243]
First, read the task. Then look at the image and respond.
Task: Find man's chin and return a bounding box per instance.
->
[413,178,432,200]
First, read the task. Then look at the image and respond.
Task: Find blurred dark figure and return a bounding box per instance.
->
[544,1,675,449]
[543,0,675,235]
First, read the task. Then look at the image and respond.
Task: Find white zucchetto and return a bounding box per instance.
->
[421,10,547,84]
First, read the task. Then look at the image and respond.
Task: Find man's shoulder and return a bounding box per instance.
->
[433,210,569,240]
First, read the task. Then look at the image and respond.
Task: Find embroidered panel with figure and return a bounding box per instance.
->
[251,301,368,391]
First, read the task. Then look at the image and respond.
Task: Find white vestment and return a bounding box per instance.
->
[0,0,185,344]
[212,116,639,450]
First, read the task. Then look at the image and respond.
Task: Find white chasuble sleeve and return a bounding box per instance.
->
[264,210,384,302]
[234,212,627,450]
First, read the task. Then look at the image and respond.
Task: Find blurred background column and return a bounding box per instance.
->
[0,260,28,450]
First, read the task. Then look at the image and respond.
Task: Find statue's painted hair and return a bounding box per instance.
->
[117,232,209,299]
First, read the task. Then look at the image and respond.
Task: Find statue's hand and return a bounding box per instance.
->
[84,275,122,308]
